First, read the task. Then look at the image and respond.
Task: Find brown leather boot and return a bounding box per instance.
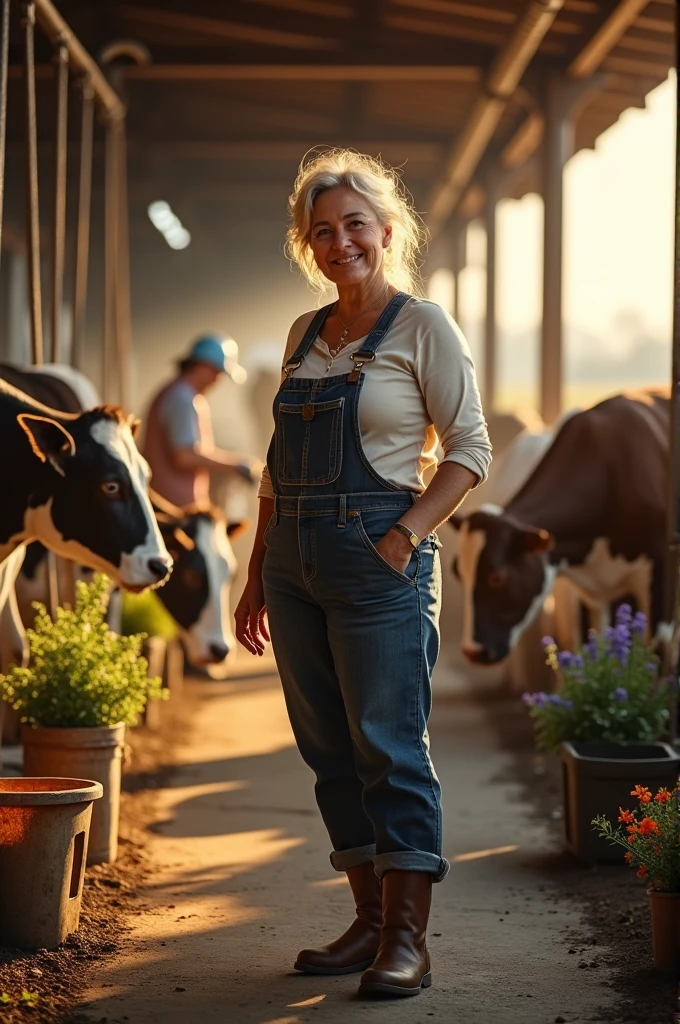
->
[358,870,432,997]
[294,862,382,975]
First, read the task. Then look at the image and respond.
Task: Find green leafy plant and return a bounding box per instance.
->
[121,589,177,641]
[592,783,680,893]
[522,605,669,754]
[19,991,38,1008]
[0,993,10,1005]
[0,574,165,728]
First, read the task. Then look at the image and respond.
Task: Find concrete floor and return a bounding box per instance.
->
[75,658,617,1024]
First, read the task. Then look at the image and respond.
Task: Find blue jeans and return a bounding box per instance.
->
[263,495,449,881]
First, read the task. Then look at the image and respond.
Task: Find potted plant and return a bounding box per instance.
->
[522,604,680,862]
[592,782,680,971]
[0,574,165,865]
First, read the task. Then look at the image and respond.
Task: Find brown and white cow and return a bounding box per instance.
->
[451,389,668,664]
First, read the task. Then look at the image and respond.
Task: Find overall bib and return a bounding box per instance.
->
[263,292,449,881]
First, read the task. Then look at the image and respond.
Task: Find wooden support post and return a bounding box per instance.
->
[452,221,466,326]
[484,191,498,413]
[540,72,603,425]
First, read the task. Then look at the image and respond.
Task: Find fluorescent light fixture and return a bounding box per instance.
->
[147,200,191,250]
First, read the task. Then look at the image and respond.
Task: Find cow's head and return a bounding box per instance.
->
[450,506,556,664]
[155,507,246,666]
[19,406,172,591]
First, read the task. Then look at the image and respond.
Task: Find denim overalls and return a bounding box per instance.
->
[263,292,449,882]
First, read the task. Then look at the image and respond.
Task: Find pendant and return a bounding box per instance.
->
[340,328,349,342]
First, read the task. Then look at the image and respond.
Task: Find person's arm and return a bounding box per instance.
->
[234,496,274,655]
[375,307,491,571]
[173,445,262,482]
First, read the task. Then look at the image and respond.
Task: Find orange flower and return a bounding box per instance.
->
[626,823,639,835]
[624,852,634,863]
[632,785,652,804]
[638,818,660,835]
[654,789,671,803]
[637,866,648,878]
[618,808,634,823]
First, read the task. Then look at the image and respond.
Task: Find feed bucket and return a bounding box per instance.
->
[0,777,102,950]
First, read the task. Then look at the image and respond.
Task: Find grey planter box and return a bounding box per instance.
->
[561,741,680,863]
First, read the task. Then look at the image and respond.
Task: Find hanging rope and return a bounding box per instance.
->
[116,120,131,409]
[51,39,68,364]
[71,77,93,370]
[23,1,43,366]
[0,0,10,271]
[103,118,121,402]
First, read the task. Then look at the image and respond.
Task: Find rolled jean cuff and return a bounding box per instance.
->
[373,851,450,882]
[330,844,377,872]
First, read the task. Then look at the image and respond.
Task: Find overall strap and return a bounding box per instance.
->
[347,291,411,383]
[282,303,335,377]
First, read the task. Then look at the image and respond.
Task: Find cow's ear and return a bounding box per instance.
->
[523,527,554,554]
[227,519,250,539]
[127,415,141,438]
[17,414,76,476]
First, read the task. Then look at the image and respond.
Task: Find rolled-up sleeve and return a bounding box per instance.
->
[416,308,492,485]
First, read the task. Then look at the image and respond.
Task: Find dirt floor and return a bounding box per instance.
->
[1,655,677,1024]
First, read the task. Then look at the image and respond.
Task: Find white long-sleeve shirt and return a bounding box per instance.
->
[259,297,491,498]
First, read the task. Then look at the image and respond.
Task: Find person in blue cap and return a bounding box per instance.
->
[143,334,261,508]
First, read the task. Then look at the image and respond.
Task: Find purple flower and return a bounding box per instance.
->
[646,661,657,674]
[585,631,599,660]
[572,655,584,670]
[615,603,633,628]
[547,694,573,709]
[613,687,628,702]
[605,623,631,664]
[632,611,647,635]
[532,692,549,707]
[557,651,574,669]
[541,636,555,649]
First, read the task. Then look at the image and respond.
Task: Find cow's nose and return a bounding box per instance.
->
[208,642,230,663]
[147,558,171,582]
[462,643,490,664]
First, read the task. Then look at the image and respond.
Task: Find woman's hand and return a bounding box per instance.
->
[373,528,414,574]
[234,572,270,656]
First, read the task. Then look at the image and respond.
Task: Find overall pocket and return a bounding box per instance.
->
[276,398,344,486]
[353,510,420,587]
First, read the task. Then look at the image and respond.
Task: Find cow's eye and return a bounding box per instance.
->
[101,481,121,497]
[182,568,203,590]
[488,570,506,589]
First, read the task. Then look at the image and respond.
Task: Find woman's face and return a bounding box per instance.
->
[308,186,392,288]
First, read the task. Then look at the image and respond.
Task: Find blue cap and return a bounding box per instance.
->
[186,334,247,383]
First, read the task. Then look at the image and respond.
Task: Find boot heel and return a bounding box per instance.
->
[422,972,432,988]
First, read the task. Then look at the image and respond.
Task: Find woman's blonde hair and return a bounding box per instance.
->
[286,148,427,296]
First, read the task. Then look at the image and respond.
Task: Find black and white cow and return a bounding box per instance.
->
[451,389,669,664]
[0,364,244,669]
[0,374,171,592]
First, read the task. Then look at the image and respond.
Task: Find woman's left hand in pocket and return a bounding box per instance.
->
[374,529,413,573]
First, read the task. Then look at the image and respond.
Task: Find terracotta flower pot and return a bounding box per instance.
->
[648,890,680,971]
[21,724,125,865]
[0,776,102,949]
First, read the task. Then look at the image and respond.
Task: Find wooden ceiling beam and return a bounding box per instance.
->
[117,4,339,51]
[237,0,354,18]
[567,0,658,78]
[126,140,446,163]
[122,64,483,82]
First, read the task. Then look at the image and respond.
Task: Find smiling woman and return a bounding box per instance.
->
[235,147,491,999]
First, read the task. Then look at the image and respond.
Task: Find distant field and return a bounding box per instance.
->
[494,379,670,417]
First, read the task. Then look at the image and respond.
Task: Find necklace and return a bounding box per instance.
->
[329,284,389,357]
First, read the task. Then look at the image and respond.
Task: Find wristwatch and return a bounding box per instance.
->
[390,522,419,549]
